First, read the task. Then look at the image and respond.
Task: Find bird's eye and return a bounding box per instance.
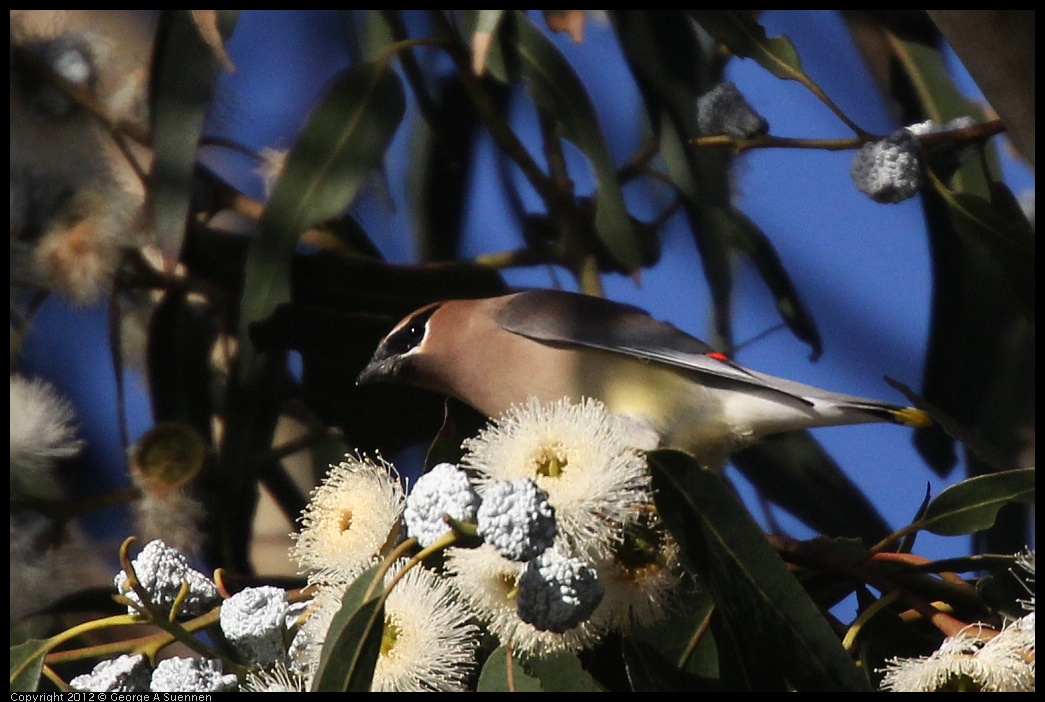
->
[384,305,438,356]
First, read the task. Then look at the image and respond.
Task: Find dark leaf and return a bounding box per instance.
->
[689,11,805,82]
[478,646,543,691]
[650,450,872,691]
[150,10,239,259]
[524,651,605,691]
[312,564,386,692]
[480,10,642,271]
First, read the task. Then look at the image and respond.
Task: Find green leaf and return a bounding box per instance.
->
[242,60,406,362]
[9,640,47,692]
[611,11,737,352]
[524,651,605,691]
[312,564,386,692]
[624,580,720,691]
[649,450,872,691]
[478,646,543,692]
[481,11,642,271]
[150,10,238,260]
[920,468,1035,536]
[722,207,822,359]
[690,11,805,82]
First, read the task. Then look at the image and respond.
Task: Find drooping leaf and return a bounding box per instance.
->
[479,10,642,271]
[722,206,822,359]
[150,10,239,260]
[312,564,386,692]
[611,10,736,353]
[689,11,805,82]
[650,450,872,691]
[216,61,406,570]
[241,60,406,367]
[920,468,1035,536]
[9,640,46,692]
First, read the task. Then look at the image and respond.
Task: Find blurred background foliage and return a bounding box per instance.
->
[10,10,1034,691]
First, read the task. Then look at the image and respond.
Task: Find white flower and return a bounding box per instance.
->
[289,562,479,692]
[404,462,479,547]
[69,654,150,692]
[371,563,480,692]
[462,397,651,559]
[477,478,557,562]
[10,374,82,479]
[589,516,682,633]
[241,662,308,692]
[291,453,405,581]
[219,586,289,667]
[149,657,238,692]
[879,624,1035,692]
[444,544,604,657]
[114,539,219,617]
[517,548,603,633]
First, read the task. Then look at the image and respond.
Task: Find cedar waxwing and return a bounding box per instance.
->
[357,289,930,469]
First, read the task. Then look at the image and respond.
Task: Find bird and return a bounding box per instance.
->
[356,289,930,469]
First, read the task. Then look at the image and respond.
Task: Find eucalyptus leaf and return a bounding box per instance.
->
[243,60,406,361]
[524,651,605,692]
[312,564,386,692]
[9,639,46,692]
[150,10,239,260]
[920,468,1035,536]
[723,207,822,359]
[690,11,805,82]
[479,10,642,271]
[477,646,543,692]
[650,449,872,691]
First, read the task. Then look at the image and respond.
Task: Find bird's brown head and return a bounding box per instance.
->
[356,301,442,387]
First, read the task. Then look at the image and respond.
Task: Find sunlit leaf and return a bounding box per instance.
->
[650,450,872,691]
[471,10,505,75]
[242,60,406,363]
[920,468,1035,536]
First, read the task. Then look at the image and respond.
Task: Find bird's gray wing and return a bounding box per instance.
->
[497,289,817,406]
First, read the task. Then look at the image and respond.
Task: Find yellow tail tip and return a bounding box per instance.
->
[892,407,932,428]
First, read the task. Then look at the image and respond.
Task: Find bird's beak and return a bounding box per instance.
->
[355,354,395,386]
